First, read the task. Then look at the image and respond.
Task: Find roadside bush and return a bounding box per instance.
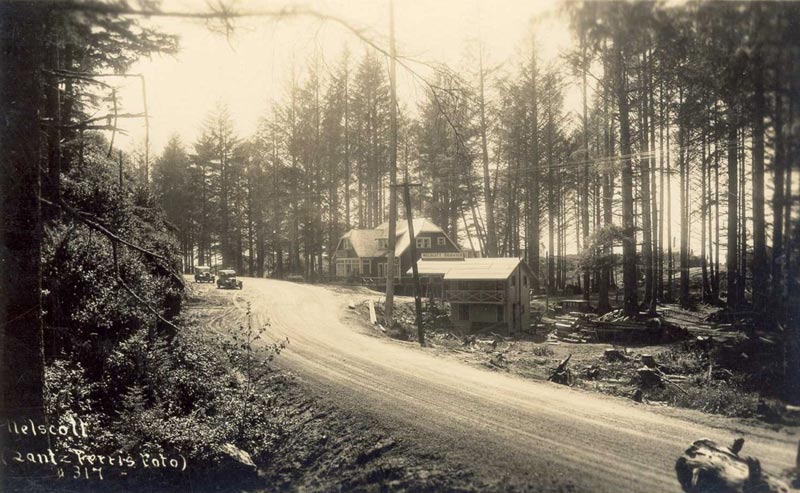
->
[44,359,113,452]
[531,345,555,357]
[97,315,287,468]
[655,346,706,375]
[39,133,289,484]
[645,379,759,418]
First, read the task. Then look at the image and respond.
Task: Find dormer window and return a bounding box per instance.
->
[416,237,431,249]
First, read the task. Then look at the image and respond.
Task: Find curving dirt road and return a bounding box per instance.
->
[205,277,797,492]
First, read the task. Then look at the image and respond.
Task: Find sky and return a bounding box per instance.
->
[109,0,708,259]
[114,0,574,154]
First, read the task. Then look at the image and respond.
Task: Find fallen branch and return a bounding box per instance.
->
[40,195,185,288]
[112,241,179,333]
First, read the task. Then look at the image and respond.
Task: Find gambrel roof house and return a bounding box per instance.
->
[333,219,461,280]
[411,257,533,334]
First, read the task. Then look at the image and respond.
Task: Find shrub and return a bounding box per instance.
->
[531,345,554,357]
[645,380,759,418]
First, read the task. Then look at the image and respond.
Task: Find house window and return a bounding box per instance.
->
[341,239,351,250]
[437,237,446,246]
[377,238,388,249]
[416,237,431,249]
[336,259,361,277]
[496,305,504,322]
[511,275,516,287]
[362,259,371,275]
[458,304,469,321]
[377,259,400,278]
[523,275,528,287]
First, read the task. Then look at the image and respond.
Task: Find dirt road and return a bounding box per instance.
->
[206,277,797,492]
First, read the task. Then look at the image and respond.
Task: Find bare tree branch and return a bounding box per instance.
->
[111,240,180,332]
[39,195,185,288]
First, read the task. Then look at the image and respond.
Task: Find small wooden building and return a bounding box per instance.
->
[413,257,533,334]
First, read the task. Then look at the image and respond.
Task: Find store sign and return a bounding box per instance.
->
[421,252,464,260]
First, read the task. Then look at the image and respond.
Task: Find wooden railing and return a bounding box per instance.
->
[446,290,505,304]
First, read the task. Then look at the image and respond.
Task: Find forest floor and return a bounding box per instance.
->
[352,292,800,430]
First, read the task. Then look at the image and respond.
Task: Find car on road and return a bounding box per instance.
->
[217,269,243,290]
[194,265,215,283]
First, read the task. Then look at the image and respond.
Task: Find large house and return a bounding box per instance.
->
[333,219,461,282]
[413,257,533,334]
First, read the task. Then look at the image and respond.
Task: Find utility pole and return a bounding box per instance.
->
[384,0,399,328]
[394,181,425,347]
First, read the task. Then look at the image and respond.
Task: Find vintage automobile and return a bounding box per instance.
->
[194,265,215,283]
[217,269,243,290]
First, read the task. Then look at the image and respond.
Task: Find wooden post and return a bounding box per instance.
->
[396,182,425,347]
[384,0,398,328]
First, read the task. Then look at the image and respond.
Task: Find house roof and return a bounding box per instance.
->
[340,229,384,258]
[374,218,446,256]
[339,218,452,258]
[374,218,443,237]
[411,257,526,280]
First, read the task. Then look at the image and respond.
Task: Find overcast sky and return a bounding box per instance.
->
[109,0,718,257]
[115,0,574,154]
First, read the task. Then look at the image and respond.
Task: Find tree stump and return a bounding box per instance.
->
[675,438,794,493]
[641,354,657,368]
[604,348,627,362]
[548,354,572,385]
[637,367,663,388]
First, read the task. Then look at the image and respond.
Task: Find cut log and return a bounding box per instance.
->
[368,299,377,325]
[675,438,794,493]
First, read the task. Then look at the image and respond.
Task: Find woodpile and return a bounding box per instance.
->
[545,309,689,344]
[675,438,797,493]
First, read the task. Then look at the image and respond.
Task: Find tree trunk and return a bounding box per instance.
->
[648,56,658,308]
[0,2,47,427]
[384,0,398,326]
[679,114,690,309]
[772,81,785,303]
[528,44,540,292]
[726,107,739,309]
[547,106,556,296]
[752,59,767,310]
[479,48,498,258]
[581,34,592,305]
[640,52,654,310]
[614,42,638,316]
[701,128,710,299]
[598,57,614,313]
[658,81,666,302]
